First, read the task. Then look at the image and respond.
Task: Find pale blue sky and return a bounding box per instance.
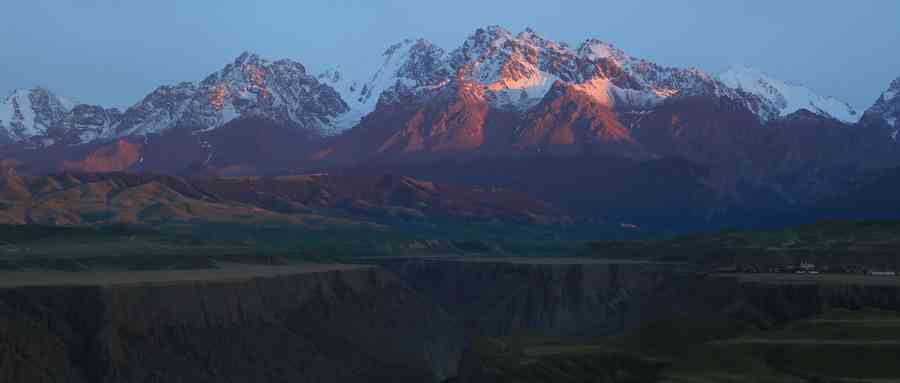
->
[2,0,898,110]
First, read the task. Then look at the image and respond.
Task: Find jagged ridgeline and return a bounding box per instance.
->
[1,26,898,227]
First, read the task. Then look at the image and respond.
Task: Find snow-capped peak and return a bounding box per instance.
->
[449,26,547,83]
[577,39,629,63]
[354,27,738,113]
[860,75,900,141]
[115,52,348,137]
[320,37,451,129]
[454,25,514,61]
[0,87,73,145]
[440,26,584,108]
[371,38,449,95]
[881,77,900,104]
[572,38,732,107]
[0,87,119,146]
[233,51,265,66]
[718,66,859,123]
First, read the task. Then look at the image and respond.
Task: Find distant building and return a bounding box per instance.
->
[868,271,898,276]
[795,262,817,274]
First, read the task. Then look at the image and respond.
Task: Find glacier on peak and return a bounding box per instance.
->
[0,87,120,146]
[334,26,738,115]
[1,87,72,144]
[5,26,888,150]
[319,38,451,129]
[718,66,859,123]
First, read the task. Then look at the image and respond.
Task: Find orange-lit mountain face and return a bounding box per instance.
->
[2,26,899,223]
[513,80,641,157]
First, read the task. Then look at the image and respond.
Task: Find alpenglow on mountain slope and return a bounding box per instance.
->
[310,26,898,165]
[2,25,898,179]
[322,26,739,119]
[0,25,880,150]
[1,25,900,226]
[318,26,863,129]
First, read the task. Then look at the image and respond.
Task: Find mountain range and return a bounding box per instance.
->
[2,26,899,227]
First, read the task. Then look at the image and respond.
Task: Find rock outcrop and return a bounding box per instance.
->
[377,259,697,339]
[380,258,900,337]
[701,275,900,327]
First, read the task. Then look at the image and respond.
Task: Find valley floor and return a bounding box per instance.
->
[717,272,900,286]
[0,262,371,288]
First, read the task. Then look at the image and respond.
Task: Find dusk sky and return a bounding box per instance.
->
[3,0,898,110]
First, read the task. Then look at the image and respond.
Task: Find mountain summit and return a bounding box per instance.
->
[861,76,900,141]
[114,52,349,137]
[0,87,119,146]
[318,38,450,129]
[2,26,898,189]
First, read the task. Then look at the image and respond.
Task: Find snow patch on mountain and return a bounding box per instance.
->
[860,76,900,142]
[354,26,747,115]
[570,77,614,105]
[0,88,70,145]
[719,66,859,123]
[447,27,581,109]
[115,52,349,137]
[874,78,900,130]
[1,89,46,141]
[69,104,121,143]
[577,39,728,103]
[319,39,450,129]
[0,88,122,146]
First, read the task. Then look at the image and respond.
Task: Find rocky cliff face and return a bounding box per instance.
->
[0,266,462,383]
[701,276,900,327]
[860,76,900,142]
[3,260,900,382]
[380,259,900,337]
[377,259,697,339]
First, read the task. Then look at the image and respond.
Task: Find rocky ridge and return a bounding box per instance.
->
[861,76,900,141]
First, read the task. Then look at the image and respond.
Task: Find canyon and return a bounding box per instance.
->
[3,258,900,382]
